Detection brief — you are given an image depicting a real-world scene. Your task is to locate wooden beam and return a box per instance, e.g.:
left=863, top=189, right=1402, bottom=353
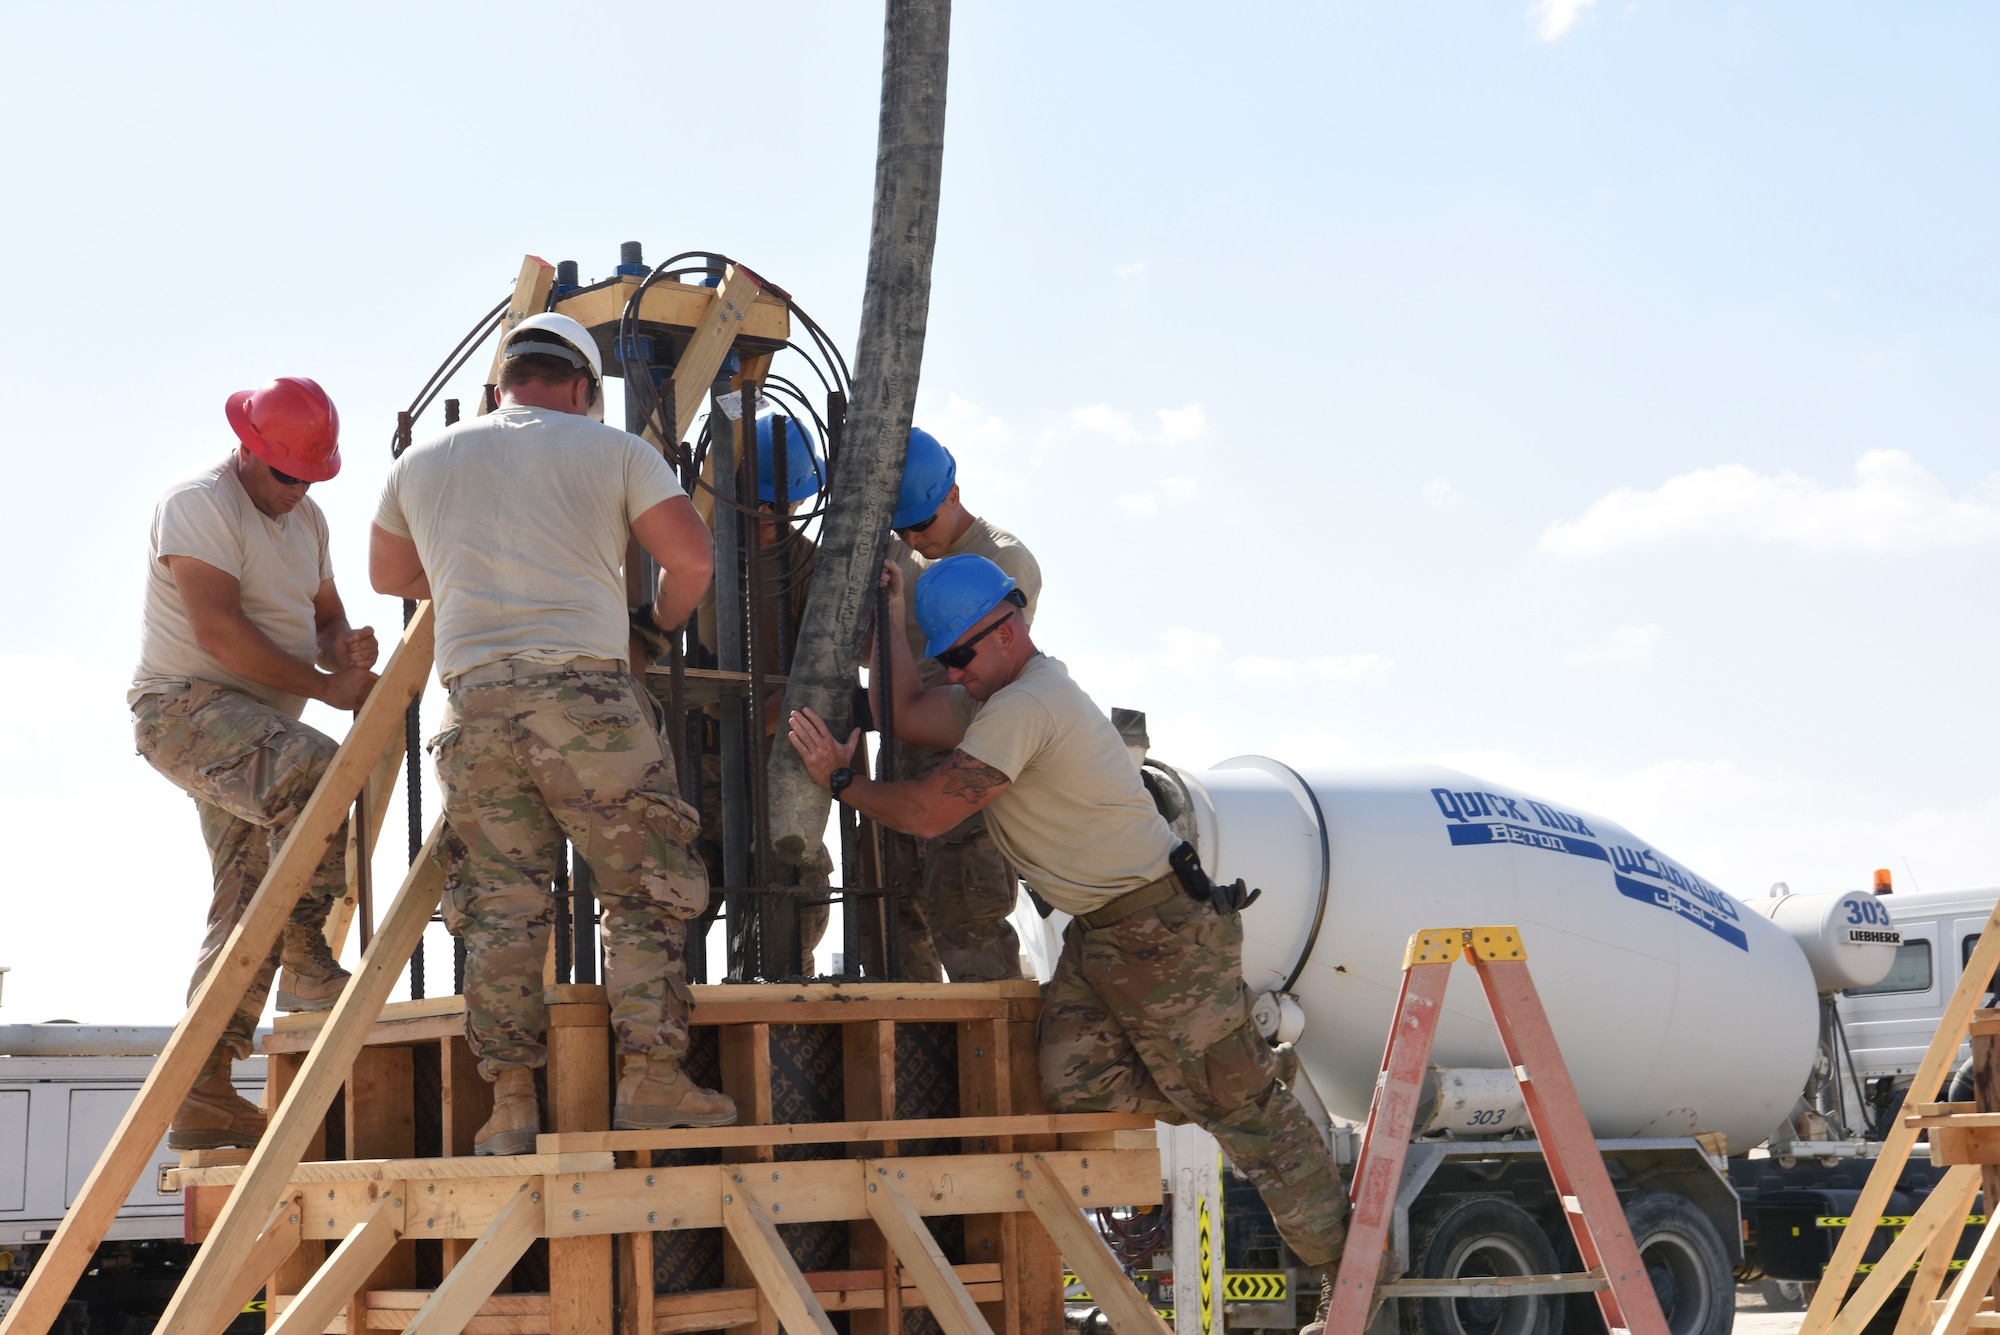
left=536, top=1113, right=1153, bottom=1156
left=1013, top=1158, right=1169, bottom=1335
left=155, top=818, right=448, bottom=1335
left=667, top=265, right=764, bottom=444
left=1895, top=1194, right=1973, bottom=1335
left=208, top=1196, right=305, bottom=1335
left=721, top=1186, right=838, bottom=1335
left=550, top=280, right=789, bottom=347
left=406, top=1185, right=544, bottom=1335
left=862, top=1171, right=994, bottom=1335
left=170, top=1153, right=612, bottom=1190
left=270, top=1192, right=406, bottom=1335
left=1937, top=1202, right=2000, bottom=1335
left=1826, top=1165, right=1980, bottom=1335
left=326, top=726, right=408, bottom=956
left=1805, top=896, right=2000, bottom=1335
left=0, top=605, right=434, bottom=1335
left=483, top=258, right=558, bottom=404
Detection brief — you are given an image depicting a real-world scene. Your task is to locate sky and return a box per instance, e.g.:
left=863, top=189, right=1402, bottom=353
left=2, top=1, right=1996, bottom=1023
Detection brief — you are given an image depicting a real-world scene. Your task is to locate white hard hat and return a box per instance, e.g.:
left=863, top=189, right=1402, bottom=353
left=505, top=311, right=602, bottom=384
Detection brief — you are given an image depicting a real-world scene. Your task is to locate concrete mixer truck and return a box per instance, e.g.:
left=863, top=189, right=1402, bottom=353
left=1088, top=752, right=1960, bottom=1335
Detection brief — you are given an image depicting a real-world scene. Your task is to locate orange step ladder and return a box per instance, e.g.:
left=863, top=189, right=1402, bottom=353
left=1325, top=926, right=1672, bottom=1335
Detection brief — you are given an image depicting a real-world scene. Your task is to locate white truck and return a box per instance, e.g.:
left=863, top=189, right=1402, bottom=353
left=1082, top=754, right=1981, bottom=1335
left=0, top=1013, right=264, bottom=1335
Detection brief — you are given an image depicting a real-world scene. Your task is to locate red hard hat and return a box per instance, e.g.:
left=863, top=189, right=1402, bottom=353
left=224, top=377, right=342, bottom=482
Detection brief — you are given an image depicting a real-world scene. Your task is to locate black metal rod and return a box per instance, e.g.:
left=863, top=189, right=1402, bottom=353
left=874, top=579, right=899, bottom=981
left=712, top=392, right=751, bottom=978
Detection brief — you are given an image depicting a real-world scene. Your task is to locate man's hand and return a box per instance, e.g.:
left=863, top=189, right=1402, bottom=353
left=334, top=626, right=379, bottom=670
left=787, top=706, right=861, bottom=789
left=879, top=558, right=905, bottom=611
left=630, top=604, right=675, bottom=661
left=318, top=667, right=379, bottom=711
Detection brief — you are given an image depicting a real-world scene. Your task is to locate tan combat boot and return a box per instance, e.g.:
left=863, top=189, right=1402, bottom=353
left=274, top=923, right=352, bottom=1012
left=1301, top=1250, right=1403, bottom=1334
left=168, top=1050, right=267, bottom=1150
left=473, top=1066, right=540, bottom=1157
left=613, top=1054, right=737, bottom=1129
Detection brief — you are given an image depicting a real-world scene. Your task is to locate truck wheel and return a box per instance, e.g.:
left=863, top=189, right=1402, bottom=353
left=1401, top=1195, right=1565, bottom=1335
left=1567, top=1193, right=1733, bottom=1335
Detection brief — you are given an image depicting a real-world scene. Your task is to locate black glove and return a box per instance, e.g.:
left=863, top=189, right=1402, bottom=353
left=629, top=604, right=675, bottom=660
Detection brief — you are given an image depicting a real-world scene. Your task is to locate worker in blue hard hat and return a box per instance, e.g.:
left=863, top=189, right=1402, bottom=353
left=785, top=554, right=1354, bottom=1286
left=686, top=405, right=836, bottom=971
left=876, top=427, right=1044, bottom=983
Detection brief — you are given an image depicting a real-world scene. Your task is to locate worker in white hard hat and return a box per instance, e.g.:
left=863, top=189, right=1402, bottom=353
left=788, top=555, right=1361, bottom=1315
left=370, top=311, right=734, bottom=1154
left=879, top=427, right=1043, bottom=982
left=131, top=375, right=379, bottom=1151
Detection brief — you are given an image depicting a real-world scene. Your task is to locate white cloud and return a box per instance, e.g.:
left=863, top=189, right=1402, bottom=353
left=1423, top=478, right=1460, bottom=509
left=1066, top=402, right=1210, bottom=448
left=1539, top=451, right=2000, bottom=559
left=1230, top=656, right=1301, bottom=685
left=1312, top=652, right=1396, bottom=683
left=1155, top=404, right=1210, bottom=445
left=1562, top=623, right=1661, bottom=667
left=1113, top=261, right=1146, bottom=283
left=1529, top=0, right=1596, bottom=41
left=1115, top=474, right=1200, bottom=518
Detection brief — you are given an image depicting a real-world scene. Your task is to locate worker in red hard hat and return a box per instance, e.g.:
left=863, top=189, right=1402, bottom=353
left=130, top=376, right=381, bottom=1152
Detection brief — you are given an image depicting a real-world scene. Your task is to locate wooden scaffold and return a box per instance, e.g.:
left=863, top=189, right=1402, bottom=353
left=1800, top=898, right=2000, bottom=1335
left=0, top=589, right=1171, bottom=1335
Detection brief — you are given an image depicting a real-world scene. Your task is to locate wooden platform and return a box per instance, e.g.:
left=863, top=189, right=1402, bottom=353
left=174, top=981, right=1164, bottom=1335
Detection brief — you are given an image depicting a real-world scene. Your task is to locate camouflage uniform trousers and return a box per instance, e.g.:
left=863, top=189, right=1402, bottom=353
left=887, top=743, right=1023, bottom=983
left=697, top=745, right=834, bottom=964
left=1039, top=889, right=1350, bottom=1267
left=432, top=667, right=709, bottom=1080
left=133, top=681, right=348, bottom=1061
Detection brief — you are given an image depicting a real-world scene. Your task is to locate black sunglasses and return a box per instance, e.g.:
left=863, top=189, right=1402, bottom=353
left=270, top=466, right=309, bottom=487
left=896, top=511, right=940, bottom=535
left=934, top=610, right=1015, bottom=670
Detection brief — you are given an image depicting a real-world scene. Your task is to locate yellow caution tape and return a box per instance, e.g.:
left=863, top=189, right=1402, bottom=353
left=1223, top=1273, right=1290, bottom=1302
left=1817, top=1215, right=1986, bottom=1228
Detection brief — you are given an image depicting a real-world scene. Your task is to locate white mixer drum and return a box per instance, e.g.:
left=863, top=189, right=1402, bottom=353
left=1171, top=759, right=1818, bottom=1154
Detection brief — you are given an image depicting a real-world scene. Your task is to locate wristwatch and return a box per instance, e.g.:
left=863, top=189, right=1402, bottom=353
left=828, top=767, right=857, bottom=800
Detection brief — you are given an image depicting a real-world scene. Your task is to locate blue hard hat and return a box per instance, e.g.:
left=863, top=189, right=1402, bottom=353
left=755, top=412, right=823, bottom=503
left=914, top=554, right=1019, bottom=659
left=893, top=427, right=956, bottom=530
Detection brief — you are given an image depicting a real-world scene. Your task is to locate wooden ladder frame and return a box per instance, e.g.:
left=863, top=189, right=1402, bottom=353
left=1799, top=898, right=2000, bottom=1335
left=1326, top=926, right=1672, bottom=1335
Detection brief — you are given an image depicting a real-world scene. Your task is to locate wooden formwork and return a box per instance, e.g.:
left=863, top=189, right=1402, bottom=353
left=1800, top=896, right=2000, bottom=1335
left=170, top=983, right=1164, bottom=1335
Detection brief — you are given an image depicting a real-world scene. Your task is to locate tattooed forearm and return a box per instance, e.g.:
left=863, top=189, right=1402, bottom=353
left=938, top=750, right=1011, bottom=805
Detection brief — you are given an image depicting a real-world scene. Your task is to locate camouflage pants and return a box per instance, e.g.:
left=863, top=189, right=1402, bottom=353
left=1039, top=891, right=1350, bottom=1267
left=432, top=668, right=708, bottom=1079
left=888, top=746, right=1022, bottom=983
left=698, top=747, right=832, bottom=967
left=133, top=682, right=347, bottom=1061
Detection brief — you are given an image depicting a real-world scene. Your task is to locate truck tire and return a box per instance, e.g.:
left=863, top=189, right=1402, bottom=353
left=1564, top=1192, right=1733, bottom=1335
left=1401, top=1195, right=1565, bottom=1335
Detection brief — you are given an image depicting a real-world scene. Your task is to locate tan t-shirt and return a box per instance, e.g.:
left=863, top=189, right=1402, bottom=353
left=374, top=405, right=686, bottom=684
left=130, top=454, right=333, bottom=718
left=895, top=517, right=1041, bottom=687
left=945, top=655, right=1178, bottom=915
